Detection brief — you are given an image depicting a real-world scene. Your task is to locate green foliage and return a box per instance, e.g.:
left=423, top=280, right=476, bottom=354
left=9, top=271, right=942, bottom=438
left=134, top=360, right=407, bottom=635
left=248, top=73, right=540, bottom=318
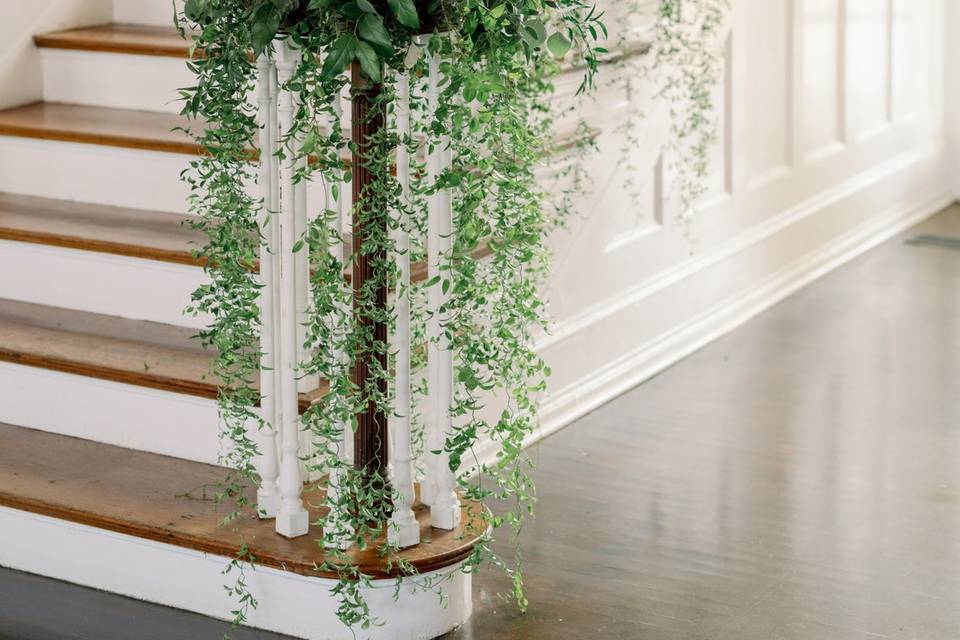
left=177, top=0, right=607, bottom=635
left=654, top=0, right=728, bottom=217
left=178, top=0, right=727, bottom=635
left=184, top=0, right=608, bottom=87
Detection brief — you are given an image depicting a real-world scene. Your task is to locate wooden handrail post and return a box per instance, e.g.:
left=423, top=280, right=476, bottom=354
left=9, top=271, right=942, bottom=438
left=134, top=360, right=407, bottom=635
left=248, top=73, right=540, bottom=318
left=351, top=61, right=389, bottom=481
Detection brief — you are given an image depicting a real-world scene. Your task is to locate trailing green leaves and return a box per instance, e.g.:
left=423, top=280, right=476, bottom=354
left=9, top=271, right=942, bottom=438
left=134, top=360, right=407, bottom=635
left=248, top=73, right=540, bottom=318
left=178, top=0, right=612, bottom=635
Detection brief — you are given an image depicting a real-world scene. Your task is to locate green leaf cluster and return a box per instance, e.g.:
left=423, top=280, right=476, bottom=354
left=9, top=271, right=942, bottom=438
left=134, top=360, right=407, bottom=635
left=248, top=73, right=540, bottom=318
left=174, top=0, right=628, bottom=635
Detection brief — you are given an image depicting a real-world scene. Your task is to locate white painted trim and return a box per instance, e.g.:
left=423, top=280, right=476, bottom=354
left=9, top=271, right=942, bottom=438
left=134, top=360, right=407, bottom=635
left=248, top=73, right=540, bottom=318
left=470, top=185, right=951, bottom=468
left=539, top=144, right=943, bottom=351
left=0, top=136, right=192, bottom=212
left=0, top=506, right=472, bottom=640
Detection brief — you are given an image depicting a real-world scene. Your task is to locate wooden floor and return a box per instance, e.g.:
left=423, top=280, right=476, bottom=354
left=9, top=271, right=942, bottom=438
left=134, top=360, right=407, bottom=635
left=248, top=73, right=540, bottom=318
left=4, top=207, right=960, bottom=637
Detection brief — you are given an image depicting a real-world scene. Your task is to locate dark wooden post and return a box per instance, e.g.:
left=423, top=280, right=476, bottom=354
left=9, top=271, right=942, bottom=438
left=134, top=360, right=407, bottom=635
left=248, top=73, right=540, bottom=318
left=350, top=61, right=389, bottom=479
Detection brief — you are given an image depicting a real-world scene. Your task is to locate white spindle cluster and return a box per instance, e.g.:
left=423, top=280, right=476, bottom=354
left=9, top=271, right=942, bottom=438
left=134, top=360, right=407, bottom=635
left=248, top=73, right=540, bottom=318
left=252, top=40, right=460, bottom=545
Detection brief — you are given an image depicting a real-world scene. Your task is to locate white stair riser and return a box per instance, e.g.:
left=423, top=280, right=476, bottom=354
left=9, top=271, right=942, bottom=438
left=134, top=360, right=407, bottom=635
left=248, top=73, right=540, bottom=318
left=0, top=240, right=209, bottom=329
left=0, top=362, right=222, bottom=465
left=0, top=137, right=333, bottom=216
left=0, top=506, right=472, bottom=640
left=40, top=49, right=193, bottom=114
left=0, top=137, right=191, bottom=212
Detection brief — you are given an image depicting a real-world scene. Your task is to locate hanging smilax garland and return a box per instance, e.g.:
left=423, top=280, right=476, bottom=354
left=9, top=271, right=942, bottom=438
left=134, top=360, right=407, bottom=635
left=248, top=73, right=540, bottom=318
left=179, top=0, right=607, bottom=632
left=180, top=0, right=728, bottom=634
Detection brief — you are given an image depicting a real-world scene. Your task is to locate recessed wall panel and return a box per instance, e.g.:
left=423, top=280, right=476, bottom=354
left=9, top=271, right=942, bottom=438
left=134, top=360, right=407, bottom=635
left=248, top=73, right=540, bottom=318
left=846, top=0, right=890, bottom=139
left=745, top=0, right=791, bottom=185
left=891, top=0, right=932, bottom=121
left=801, top=0, right=843, bottom=161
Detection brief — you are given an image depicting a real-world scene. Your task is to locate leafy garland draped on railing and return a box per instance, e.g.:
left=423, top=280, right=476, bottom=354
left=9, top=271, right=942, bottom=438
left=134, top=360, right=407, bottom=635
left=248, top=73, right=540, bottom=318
left=180, top=0, right=605, bottom=632
left=179, top=0, right=727, bottom=634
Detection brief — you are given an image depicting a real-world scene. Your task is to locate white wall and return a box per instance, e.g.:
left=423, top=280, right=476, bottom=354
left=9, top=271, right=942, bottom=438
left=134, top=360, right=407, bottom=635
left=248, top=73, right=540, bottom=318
left=0, top=0, right=110, bottom=109
left=531, top=0, right=951, bottom=446
left=112, top=0, right=181, bottom=26
left=0, top=0, right=182, bottom=109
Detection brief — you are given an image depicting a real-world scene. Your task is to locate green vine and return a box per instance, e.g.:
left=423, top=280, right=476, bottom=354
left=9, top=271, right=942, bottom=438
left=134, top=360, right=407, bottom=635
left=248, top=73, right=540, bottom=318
left=179, top=0, right=728, bottom=635
left=179, top=0, right=606, bottom=635
left=613, top=0, right=729, bottom=219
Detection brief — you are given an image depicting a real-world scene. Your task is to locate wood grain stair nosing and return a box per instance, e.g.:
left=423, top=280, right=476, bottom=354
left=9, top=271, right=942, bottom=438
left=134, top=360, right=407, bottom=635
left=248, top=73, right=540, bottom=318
left=0, top=346, right=320, bottom=413
left=0, top=299, right=321, bottom=411
left=33, top=24, right=192, bottom=59
left=0, top=423, right=483, bottom=580
left=0, top=110, right=200, bottom=155
left=0, top=345, right=215, bottom=400
left=0, top=226, right=200, bottom=267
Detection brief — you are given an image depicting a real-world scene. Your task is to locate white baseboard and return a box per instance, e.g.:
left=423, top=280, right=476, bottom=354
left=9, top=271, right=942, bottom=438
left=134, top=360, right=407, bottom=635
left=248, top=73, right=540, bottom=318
left=525, top=188, right=952, bottom=457
left=0, top=506, right=472, bottom=640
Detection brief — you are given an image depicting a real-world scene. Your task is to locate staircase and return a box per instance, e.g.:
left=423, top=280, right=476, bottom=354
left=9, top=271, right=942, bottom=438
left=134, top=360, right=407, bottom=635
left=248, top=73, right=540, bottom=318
left=0, top=13, right=475, bottom=640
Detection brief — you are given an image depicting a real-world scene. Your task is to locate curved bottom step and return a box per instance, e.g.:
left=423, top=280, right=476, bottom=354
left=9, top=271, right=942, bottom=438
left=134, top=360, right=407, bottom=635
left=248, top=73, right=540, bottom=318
left=0, top=506, right=473, bottom=640
left=0, top=423, right=482, bottom=639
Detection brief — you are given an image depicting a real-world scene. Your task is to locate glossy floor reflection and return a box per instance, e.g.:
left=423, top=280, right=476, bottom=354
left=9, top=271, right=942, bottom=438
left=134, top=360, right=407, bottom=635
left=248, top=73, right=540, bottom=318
left=445, top=206, right=960, bottom=639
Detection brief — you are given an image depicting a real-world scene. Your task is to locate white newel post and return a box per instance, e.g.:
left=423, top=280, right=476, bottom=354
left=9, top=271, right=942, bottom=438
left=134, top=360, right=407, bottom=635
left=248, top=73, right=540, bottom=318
left=275, top=39, right=309, bottom=539
left=388, top=72, right=421, bottom=548
left=254, top=54, right=281, bottom=519
left=426, top=52, right=462, bottom=530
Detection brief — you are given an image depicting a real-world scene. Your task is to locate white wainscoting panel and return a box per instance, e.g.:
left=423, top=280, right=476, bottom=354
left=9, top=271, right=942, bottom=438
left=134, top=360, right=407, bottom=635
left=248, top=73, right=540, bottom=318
left=510, top=0, right=953, bottom=465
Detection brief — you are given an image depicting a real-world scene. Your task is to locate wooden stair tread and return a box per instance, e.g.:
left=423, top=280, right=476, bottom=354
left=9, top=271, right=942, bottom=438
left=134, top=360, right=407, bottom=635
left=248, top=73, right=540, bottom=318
left=0, top=422, right=483, bottom=578
left=0, top=299, right=325, bottom=408
left=0, top=102, right=200, bottom=154
left=0, top=193, right=203, bottom=266
left=0, top=190, right=491, bottom=273
left=34, top=23, right=192, bottom=58
left=0, top=102, right=361, bottom=162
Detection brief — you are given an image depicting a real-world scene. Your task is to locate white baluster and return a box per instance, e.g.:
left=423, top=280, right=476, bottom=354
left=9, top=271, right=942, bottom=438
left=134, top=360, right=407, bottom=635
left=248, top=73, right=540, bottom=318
left=275, top=39, right=309, bottom=539
left=295, top=87, right=319, bottom=395
left=293, top=87, right=319, bottom=480
left=388, top=72, right=421, bottom=548
left=335, top=90, right=355, bottom=475
left=270, top=62, right=282, bottom=405
left=254, top=54, right=281, bottom=519
left=426, top=52, right=461, bottom=530
left=323, top=83, right=354, bottom=550
left=420, top=53, right=440, bottom=508
left=339, top=83, right=353, bottom=237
